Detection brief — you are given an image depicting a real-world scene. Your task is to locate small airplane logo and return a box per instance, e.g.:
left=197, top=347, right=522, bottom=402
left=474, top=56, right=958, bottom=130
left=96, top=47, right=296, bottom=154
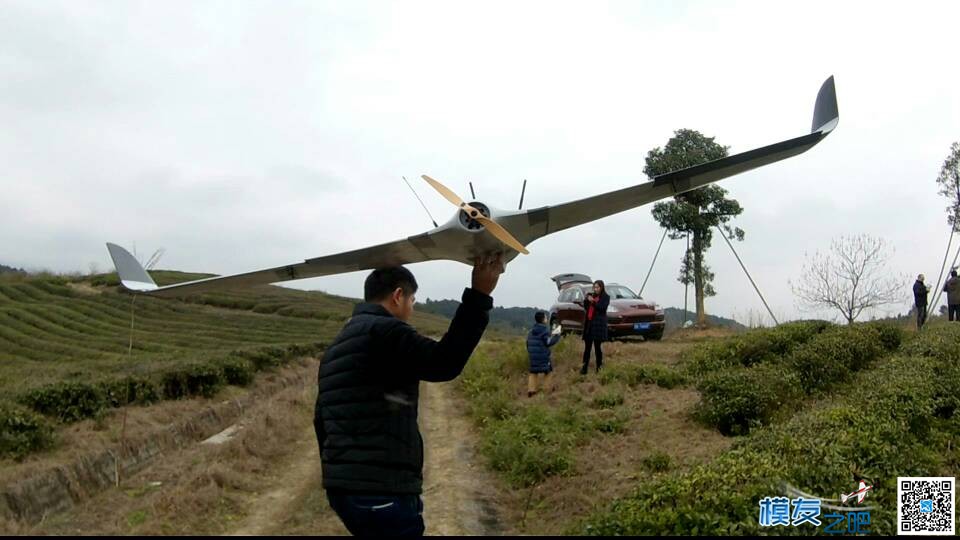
left=840, top=481, right=873, bottom=504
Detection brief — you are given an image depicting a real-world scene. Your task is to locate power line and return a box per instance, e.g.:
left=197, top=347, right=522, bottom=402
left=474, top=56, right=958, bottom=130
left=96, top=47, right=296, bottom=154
left=715, top=224, right=779, bottom=326
left=927, top=227, right=956, bottom=319
left=639, top=228, right=668, bottom=297
left=929, top=240, right=960, bottom=317
left=684, top=234, right=690, bottom=325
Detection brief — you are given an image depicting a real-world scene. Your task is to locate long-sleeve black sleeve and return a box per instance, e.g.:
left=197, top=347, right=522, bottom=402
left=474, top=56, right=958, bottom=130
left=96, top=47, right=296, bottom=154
left=313, top=395, right=327, bottom=455
left=382, top=287, right=493, bottom=382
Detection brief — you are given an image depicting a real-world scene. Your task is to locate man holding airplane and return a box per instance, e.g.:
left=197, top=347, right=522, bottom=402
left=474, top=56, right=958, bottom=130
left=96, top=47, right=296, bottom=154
left=314, top=255, right=504, bottom=536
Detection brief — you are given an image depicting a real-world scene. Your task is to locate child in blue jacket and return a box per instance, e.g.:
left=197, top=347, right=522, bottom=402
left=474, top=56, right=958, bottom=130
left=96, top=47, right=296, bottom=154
left=526, top=312, right=561, bottom=397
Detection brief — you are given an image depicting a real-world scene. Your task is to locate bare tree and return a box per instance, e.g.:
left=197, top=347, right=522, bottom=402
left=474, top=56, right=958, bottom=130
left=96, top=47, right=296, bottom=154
left=790, top=234, right=906, bottom=324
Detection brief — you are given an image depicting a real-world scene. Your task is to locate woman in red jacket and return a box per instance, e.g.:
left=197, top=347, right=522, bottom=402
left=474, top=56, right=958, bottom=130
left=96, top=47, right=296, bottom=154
left=580, top=280, right=610, bottom=375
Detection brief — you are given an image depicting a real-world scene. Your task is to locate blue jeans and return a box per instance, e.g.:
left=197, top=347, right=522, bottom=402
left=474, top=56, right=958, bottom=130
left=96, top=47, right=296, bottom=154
left=326, top=491, right=425, bottom=537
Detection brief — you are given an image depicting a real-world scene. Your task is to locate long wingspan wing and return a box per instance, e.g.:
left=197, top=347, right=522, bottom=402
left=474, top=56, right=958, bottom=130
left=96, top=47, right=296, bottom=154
left=498, top=76, right=838, bottom=245
left=108, top=76, right=837, bottom=295
left=106, top=226, right=465, bottom=297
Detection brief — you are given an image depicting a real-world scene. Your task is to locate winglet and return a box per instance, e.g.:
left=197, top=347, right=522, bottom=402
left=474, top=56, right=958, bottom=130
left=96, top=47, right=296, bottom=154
left=811, top=75, right=838, bottom=134
left=105, top=243, right=158, bottom=292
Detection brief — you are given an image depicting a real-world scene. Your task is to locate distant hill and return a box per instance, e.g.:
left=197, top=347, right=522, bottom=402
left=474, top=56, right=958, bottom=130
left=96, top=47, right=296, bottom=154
left=417, top=299, right=746, bottom=335
left=663, top=308, right=747, bottom=333
left=418, top=299, right=541, bottom=335
left=0, top=263, right=25, bottom=275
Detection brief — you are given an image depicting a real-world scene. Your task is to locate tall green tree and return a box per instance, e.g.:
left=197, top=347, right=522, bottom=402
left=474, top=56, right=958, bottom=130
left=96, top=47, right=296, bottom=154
left=928, top=141, right=960, bottom=315
left=645, top=129, right=744, bottom=327
left=936, top=141, right=960, bottom=231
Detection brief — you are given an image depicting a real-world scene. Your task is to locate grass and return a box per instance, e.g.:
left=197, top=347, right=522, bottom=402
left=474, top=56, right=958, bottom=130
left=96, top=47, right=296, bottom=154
left=460, top=338, right=637, bottom=488
left=459, top=332, right=732, bottom=534
left=15, top=366, right=345, bottom=535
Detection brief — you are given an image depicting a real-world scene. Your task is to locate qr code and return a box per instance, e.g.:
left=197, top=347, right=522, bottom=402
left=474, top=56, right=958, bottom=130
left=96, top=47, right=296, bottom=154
left=898, top=477, right=954, bottom=535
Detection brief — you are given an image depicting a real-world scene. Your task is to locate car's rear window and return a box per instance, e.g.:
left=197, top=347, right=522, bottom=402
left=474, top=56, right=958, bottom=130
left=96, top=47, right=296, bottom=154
left=607, top=285, right=639, bottom=299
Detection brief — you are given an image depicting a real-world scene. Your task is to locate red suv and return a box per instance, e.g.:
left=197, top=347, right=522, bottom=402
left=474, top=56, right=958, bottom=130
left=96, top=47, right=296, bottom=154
left=548, top=273, right=665, bottom=340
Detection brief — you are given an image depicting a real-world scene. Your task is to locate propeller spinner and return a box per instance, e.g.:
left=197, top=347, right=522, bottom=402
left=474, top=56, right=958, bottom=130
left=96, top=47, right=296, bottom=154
left=421, top=175, right=530, bottom=254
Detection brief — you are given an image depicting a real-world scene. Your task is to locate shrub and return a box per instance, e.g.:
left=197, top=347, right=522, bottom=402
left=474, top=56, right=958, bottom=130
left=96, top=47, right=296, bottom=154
left=0, top=404, right=56, bottom=459
left=864, top=321, right=905, bottom=352
left=220, top=358, right=255, bottom=386
left=682, top=339, right=747, bottom=378
left=787, top=324, right=883, bottom=393
left=235, top=342, right=325, bottom=371
left=599, top=363, right=688, bottom=389
left=237, top=347, right=285, bottom=371
left=694, top=364, right=801, bottom=435
left=99, top=377, right=160, bottom=407
left=161, top=364, right=224, bottom=399
left=682, top=320, right=832, bottom=378
left=19, top=382, right=107, bottom=423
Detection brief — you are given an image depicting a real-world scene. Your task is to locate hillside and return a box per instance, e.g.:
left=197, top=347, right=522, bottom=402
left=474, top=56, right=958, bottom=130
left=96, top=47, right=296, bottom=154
left=4, top=271, right=954, bottom=537
left=0, top=271, right=454, bottom=460
left=0, top=272, right=455, bottom=393
left=416, top=300, right=747, bottom=335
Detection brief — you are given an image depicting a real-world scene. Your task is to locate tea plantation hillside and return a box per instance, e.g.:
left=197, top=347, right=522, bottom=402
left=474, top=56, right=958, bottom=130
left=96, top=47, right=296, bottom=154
left=0, top=272, right=452, bottom=459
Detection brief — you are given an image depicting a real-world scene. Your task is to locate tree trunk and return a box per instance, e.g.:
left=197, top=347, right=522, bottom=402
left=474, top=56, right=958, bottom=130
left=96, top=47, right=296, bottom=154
left=693, top=229, right=707, bottom=327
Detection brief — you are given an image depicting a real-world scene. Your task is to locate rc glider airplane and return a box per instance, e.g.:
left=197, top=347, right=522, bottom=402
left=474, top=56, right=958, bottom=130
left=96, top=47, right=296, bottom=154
left=107, top=76, right=839, bottom=297
left=840, top=481, right=873, bottom=504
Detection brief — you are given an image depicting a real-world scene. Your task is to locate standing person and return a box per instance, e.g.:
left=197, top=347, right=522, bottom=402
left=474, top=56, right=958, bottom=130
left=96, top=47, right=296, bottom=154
left=526, top=311, right=561, bottom=397
left=580, top=280, right=610, bottom=375
left=945, top=269, right=960, bottom=322
left=913, top=274, right=930, bottom=329
left=314, top=254, right=504, bottom=537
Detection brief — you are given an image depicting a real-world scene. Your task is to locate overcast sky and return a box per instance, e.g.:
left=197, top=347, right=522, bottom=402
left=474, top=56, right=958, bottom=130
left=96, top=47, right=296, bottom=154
left=3, top=0, right=959, bottom=324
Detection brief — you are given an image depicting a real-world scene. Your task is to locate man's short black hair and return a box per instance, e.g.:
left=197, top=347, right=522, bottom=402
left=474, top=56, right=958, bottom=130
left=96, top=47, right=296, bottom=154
left=364, top=267, right=418, bottom=302
left=953, top=269, right=958, bottom=277
left=535, top=311, right=546, bottom=324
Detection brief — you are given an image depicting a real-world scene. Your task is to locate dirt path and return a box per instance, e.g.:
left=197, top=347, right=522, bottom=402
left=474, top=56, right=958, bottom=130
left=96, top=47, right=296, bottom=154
left=419, top=382, right=503, bottom=536
left=226, top=381, right=502, bottom=536
left=227, top=423, right=342, bottom=536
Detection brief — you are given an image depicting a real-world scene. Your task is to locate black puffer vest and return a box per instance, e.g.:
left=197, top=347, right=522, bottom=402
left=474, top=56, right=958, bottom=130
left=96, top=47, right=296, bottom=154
left=314, top=288, right=491, bottom=494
